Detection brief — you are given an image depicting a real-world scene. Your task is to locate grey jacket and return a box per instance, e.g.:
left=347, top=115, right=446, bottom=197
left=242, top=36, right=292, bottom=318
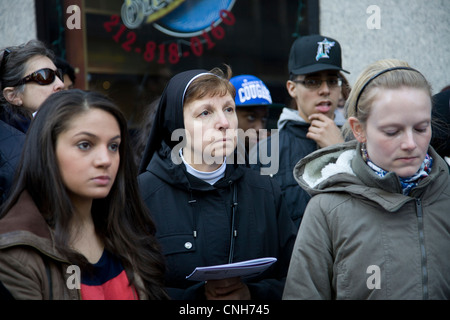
left=283, top=140, right=450, bottom=300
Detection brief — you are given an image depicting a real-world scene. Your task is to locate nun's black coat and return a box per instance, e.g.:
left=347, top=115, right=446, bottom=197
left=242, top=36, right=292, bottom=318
left=138, top=70, right=296, bottom=300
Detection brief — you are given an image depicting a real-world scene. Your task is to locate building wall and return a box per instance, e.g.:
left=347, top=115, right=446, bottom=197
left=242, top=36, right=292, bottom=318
left=320, top=0, right=450, bottom=94
left=1, top=0, right=449, bottom=94
left=0, top=0, right=36, bottom=49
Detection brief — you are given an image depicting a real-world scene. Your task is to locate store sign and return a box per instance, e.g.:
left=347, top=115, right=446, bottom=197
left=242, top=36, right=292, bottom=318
left=104, top=0, right=237, bottom=65
left=121, top=0, right=186, bottom=29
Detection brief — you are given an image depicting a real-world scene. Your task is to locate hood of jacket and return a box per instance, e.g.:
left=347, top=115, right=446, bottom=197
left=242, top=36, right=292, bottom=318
left=293, top=140, right=450, bottom=212
left=0, top=191, right=66, bottom=262
left=277, top=107, right=346, bottom=130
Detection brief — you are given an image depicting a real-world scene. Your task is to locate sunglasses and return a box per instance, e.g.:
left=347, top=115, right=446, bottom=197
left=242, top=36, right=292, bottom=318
left=292, top=77, right=343, bottom=90
left=14, top=68, right=64, bottom=87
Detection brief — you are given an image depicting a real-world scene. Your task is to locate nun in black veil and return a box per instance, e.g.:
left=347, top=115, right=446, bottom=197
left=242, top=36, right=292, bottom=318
left=138, top=65, right=296, bottom=300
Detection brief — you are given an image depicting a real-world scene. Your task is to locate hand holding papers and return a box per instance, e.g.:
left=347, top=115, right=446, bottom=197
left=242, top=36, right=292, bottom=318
left=186, top=257, right=277, bottom=281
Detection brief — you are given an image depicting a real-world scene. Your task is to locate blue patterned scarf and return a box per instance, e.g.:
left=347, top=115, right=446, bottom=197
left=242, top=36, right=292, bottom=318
left=364, top=151, right=433, bottom=195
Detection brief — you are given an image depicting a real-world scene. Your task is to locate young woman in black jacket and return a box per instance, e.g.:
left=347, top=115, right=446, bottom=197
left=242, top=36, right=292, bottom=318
left=138, top=66, right=296, bottom=300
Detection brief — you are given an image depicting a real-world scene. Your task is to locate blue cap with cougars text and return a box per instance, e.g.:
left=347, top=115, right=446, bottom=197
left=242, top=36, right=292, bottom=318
left=230, top=75, right=273, bottom=107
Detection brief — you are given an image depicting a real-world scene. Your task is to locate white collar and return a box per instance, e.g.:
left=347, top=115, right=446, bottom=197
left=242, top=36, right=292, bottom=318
left=180, top=149, right=226, bottom=185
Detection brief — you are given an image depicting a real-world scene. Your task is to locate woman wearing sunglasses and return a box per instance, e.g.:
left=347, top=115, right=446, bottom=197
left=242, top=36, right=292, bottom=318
left=0, top=39, right=64, bottom=204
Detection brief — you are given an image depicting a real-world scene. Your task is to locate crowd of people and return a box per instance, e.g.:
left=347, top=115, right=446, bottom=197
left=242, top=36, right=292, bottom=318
left=0, top=34, right=449, bottom=300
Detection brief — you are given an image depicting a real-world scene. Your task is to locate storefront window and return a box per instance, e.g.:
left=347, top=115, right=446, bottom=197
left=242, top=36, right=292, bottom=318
left=36, top=0, right=318, bottom=130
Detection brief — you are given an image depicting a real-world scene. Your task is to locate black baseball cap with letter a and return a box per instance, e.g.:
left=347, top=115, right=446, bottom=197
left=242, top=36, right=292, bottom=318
left=288, top=34, right=350, bottom=75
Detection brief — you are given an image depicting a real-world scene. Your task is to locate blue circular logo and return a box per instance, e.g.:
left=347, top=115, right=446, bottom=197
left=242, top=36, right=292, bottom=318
left=154, top=0, right=236, bottom=37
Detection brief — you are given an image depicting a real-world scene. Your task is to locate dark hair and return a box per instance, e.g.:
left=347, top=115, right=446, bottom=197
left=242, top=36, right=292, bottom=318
left=1, top=89, right=168, bottom=299
left=132, top=96, right=159, bottom=167
left=0, top=39, right=56, bottom=119
left=55, top=57, right=76, bottom=84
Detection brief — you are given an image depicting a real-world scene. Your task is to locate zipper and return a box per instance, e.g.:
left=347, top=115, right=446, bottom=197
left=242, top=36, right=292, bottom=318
left=228, top=182, right=238, bottom=264
left=188, top=188, right=198, bottom=238
left=415, top=198, right=429, bottom=299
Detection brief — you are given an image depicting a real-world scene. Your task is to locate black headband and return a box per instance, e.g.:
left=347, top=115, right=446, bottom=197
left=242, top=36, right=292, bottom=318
left=354, top=66, right=422, bottom=116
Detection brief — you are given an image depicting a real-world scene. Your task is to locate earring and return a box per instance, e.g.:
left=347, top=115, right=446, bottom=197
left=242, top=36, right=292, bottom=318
left=361, top=142, right=368, bottom=161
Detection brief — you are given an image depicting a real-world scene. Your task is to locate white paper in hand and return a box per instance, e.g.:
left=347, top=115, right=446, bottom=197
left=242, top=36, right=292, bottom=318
left=186, top=257, right=277, bottom=281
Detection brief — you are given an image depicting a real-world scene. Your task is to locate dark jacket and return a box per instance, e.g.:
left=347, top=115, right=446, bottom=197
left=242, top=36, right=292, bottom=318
left=137, top=69, right=296, bottom=300
left=251, top=107, right=346, bottom=228
left=430, top=90, right=450, bottom=162
left=138, top=143, right=296, bottom=300
left=258, top=120, right=316, bottom=229
left=0, top=118, right=26, bottom=205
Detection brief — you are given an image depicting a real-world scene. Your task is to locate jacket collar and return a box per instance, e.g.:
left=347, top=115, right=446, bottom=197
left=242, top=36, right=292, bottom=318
left=146, top=141, right=245, bottom=191
left=0, top=191, right=66, bottom=261
left=277, top=107, right=346, bottom=130
left=294, top=140, right=449, bottom=211
left=0, top=191, right=50, bottom=238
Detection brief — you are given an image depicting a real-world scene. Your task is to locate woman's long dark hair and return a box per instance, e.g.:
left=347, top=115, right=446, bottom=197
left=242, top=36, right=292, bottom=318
left=0, top=89, right=168, bottom=299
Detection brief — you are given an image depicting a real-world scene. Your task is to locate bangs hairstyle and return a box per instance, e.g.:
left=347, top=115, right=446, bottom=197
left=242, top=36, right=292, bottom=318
left=183, top=65, right=236, bottom=106
left=343, top=59, right=432, bottom=139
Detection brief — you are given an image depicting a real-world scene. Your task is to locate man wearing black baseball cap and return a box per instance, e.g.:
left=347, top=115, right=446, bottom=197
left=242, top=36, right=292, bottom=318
left=253, top=34, right=350, bottom=228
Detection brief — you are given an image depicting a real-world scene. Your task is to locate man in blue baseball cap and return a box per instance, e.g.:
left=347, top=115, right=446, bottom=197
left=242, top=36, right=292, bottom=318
left=230, top=74, right=277, bottom=153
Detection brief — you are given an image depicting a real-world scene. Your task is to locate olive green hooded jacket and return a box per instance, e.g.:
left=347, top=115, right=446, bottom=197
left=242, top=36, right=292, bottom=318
left=283, top=140, right=450, bottom=300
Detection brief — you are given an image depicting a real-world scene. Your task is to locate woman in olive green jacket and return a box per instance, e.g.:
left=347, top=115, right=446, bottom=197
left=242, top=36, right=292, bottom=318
left=283, top=59, right=450, bottom=300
